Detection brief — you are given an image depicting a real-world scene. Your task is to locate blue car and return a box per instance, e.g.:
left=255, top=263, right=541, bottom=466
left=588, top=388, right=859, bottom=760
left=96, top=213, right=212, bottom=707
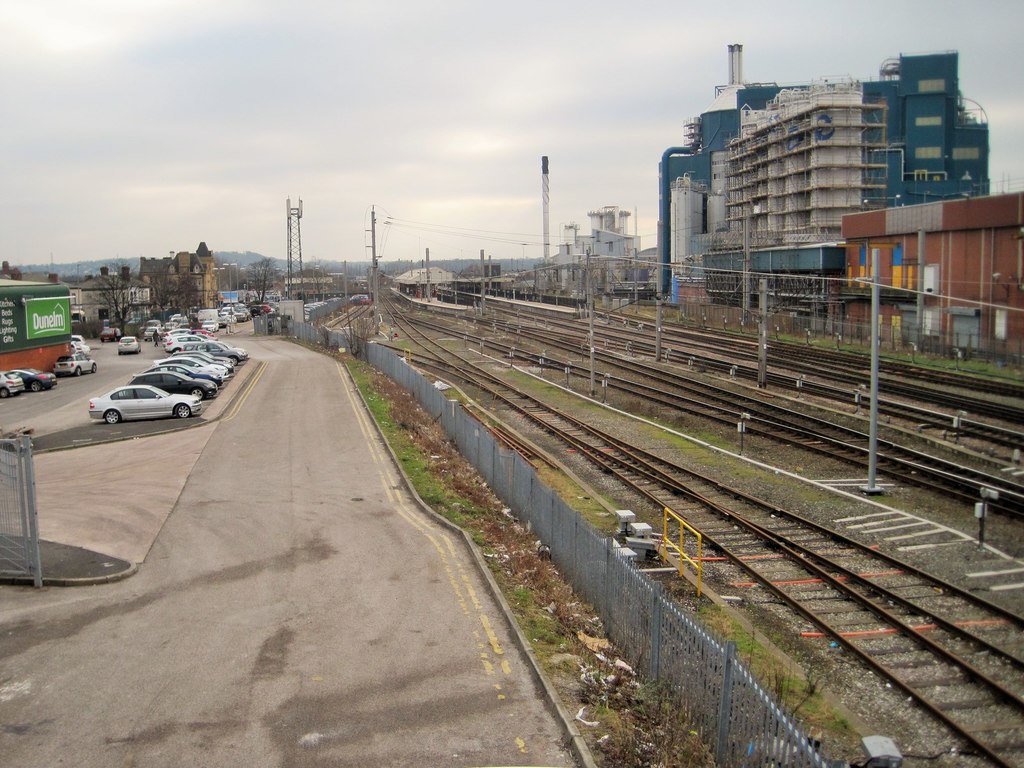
left=9, top=368, right=58, bottom=392
left=146, top=361, right=224, bottom=386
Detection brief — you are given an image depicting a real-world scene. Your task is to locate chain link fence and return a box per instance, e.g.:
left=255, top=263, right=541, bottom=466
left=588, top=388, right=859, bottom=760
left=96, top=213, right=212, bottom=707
left=0, top=436, right=42, bottom=587
left=365, top=342, right=832, bottom=767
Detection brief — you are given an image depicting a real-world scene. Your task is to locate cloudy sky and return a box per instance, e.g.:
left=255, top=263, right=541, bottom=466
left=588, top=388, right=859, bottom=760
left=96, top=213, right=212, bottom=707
left=3, top=1, right=1023, bottom=270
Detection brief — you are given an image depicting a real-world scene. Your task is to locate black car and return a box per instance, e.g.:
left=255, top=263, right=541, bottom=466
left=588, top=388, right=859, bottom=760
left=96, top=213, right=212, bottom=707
left=128, top=371, right=218, bottom=401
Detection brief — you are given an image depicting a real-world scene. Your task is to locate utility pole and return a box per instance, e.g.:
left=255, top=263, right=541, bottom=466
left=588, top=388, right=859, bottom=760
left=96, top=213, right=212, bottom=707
left=369, top=207, right=379, bottom=331
left=587, top=250, right=595, bottom=397
left=742, top=213, right=751, bottom=324
left=862, top=241, right=883, bottom=495
left=479, top=249, right=486, bottom=314
left=425, top=247, right=431, bottom=302
left=655, top=296, right=663, bottom=361
left=757, top=278, right=768, bottom=388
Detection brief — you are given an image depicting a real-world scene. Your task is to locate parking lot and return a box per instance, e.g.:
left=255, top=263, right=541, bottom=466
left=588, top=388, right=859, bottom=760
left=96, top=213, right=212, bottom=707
left=2, top=326, right=254, bottom=440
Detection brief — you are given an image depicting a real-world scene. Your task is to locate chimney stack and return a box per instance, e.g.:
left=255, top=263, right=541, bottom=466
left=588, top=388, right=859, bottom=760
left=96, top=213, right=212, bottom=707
left=727, top=43, right=744, bottom=86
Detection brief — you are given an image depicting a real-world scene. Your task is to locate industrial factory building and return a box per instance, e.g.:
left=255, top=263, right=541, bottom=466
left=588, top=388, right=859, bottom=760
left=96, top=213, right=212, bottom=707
left=664, top=47, right=989, bottom=276
left=655, top=45, right=1018, bottom=360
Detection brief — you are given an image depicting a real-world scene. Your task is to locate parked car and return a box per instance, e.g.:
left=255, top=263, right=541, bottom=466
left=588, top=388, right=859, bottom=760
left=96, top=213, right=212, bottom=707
left=54, top=353, right=97, bottom=377
left=169, top=354, right=234, bottom=377
left=147, top=358, right=225, bottom=382
left=8, top=368, right=57, bottom=392
left=117, top=336, right=142, bottom=355
left=88, top=385, right=203, bottom=424
left=147, top=361, right=225, bottom=386
left=170, top=349, right=235, bottom=368
left=164, top=334, right=208, bottom=353
left=129, top=370, right=218, bottom=400
left=0, top=371, right=26, bottom=397
left=350, top=294, right=371, bottom=305
left=99, top=327, right=122, bottom=342
left=71, top=335, right=92, bottom=354
left=142, top=322, right=163, bottom=341
left=177, top=341, right=247, bottom=364
left=200, top=319, right=219, bottom=334
left=208, top=341, right=248, bottom=360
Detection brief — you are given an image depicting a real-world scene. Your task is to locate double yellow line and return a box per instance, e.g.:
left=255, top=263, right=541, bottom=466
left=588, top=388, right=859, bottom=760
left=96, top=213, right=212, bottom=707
left=336, top=363, right=517, bottom=699
left=221, top=361, right=267, bottom=422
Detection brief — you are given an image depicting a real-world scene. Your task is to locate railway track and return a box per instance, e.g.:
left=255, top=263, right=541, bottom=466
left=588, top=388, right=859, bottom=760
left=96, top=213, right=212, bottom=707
left=381, top=295, right=1024, bottom=767
left=496, top=303, right=1024, bottom=439
left=387, top=300, right=1024, bottom=519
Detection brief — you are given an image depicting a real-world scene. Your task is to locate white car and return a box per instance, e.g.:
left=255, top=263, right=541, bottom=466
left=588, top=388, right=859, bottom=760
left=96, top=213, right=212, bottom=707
left=117, top=336, right=142, bottom=355
left=164, top=334, right=207, bottom=353
left=71, top=335, right=91, bottom=354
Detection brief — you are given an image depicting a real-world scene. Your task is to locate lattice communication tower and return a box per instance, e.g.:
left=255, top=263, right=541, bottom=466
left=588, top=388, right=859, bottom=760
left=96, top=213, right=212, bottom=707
left=286, top=197, right=303, bottom=300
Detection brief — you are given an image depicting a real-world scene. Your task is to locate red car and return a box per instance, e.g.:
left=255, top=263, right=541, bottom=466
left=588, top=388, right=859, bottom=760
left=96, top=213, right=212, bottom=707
left=99, top=326, right=122, bottom=342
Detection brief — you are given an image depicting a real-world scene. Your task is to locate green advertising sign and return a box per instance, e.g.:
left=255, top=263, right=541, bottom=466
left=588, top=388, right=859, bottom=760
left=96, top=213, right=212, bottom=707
left=25, top=297, right=71, bottom=340
left=0, top=287, right=72, bottom=353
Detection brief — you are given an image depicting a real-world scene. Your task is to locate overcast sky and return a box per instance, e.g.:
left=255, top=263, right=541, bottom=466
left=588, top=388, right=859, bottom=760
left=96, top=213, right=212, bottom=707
left=3, top=1, right=1023, bottom=269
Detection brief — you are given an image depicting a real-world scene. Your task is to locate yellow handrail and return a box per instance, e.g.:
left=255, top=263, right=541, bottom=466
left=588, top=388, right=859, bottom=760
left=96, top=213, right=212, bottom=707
left=660, top=506, right=703, bottom=597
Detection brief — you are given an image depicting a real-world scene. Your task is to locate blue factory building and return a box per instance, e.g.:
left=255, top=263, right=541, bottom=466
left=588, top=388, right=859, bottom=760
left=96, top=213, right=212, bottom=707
left=659, top=45, right=990, bottom=298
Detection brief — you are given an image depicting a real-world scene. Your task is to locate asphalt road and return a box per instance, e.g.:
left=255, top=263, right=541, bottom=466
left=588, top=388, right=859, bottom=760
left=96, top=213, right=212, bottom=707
left=0, top=332, right=580, bottom=767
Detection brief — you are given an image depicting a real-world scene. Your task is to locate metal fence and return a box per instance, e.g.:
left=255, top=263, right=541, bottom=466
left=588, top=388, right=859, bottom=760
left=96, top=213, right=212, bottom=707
left=254, top=313, right=349, bottom=351
left=365, top=342, right=831, bottom=768
left=671, top=299, right=1023, bottom=369
left=0, top=436, right=42, bottom=587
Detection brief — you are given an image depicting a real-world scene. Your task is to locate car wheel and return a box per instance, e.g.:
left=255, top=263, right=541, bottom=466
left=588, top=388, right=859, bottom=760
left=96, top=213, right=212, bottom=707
left=103, top=409, right=122, bottom=424
left=190, top=387, right=206, bottom=400
left=74, top=367, right=82, bottom=377
left=90, top=364, right=97, bottom=373
left=30, top=381, right=42, bottom=392
left=174, top=403, right=192, bottom=418
left=0, top=388, right=8, bottom=398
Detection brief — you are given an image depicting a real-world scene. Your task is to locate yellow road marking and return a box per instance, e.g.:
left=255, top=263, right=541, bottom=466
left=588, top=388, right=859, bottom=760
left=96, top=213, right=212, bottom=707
left=221, top=361, right=266, bottom=422
left=337, top=362, right=512, bottom=690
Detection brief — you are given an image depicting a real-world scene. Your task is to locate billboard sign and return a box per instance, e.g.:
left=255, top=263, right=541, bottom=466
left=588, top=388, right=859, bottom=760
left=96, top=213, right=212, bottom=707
left=25, top=296, right=71, bottom=340
left=0, top=287, right=73, bottom=353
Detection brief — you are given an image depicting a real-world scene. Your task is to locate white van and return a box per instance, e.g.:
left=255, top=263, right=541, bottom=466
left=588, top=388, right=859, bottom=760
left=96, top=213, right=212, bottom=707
left=197, top=308, right=220, bottom=325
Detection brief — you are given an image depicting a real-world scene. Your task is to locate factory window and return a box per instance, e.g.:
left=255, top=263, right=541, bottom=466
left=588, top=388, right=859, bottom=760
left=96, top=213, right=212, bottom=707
left=915, top=116, right=942, bottom=127
left=918, top=78, right=946, bottom=93
left=952, top=147, right=980, bottom=160
left=915, top=146, right=942, bottom=160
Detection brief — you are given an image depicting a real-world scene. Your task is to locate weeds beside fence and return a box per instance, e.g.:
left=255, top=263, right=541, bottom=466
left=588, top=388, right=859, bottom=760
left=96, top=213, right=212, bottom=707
left=355, top=337, right=831, bottom=768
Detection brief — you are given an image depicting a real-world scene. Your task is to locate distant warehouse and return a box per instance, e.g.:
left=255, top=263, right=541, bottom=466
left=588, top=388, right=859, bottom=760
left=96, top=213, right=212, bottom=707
left=0, top=279, right=74, bottom=371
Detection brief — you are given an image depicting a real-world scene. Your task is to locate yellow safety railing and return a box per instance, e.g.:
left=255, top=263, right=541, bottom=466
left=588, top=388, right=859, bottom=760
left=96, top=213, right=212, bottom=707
left=660, top=506, right=703, bottom=597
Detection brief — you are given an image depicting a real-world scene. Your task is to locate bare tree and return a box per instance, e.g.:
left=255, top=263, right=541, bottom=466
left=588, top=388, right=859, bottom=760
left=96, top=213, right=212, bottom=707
left=95, top=262, right=136, bottom=326
left=173, top=274, right=202, bottom=316
left=246, top=258, right=280, bottom=303
left=344, top=315, right=376, bottom=359
left=146, top=268, right=178, bottom=316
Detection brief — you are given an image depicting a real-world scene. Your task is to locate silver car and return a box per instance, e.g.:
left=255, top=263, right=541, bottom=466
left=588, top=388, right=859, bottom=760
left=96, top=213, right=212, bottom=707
left=0, top=371, right=26, bottom=398
left=88, top=385, right=203, bottom=424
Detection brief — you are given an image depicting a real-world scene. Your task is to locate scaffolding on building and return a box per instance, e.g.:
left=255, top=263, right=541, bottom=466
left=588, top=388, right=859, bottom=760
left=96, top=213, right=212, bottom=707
left=724, top=81, right=886, bottom=244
